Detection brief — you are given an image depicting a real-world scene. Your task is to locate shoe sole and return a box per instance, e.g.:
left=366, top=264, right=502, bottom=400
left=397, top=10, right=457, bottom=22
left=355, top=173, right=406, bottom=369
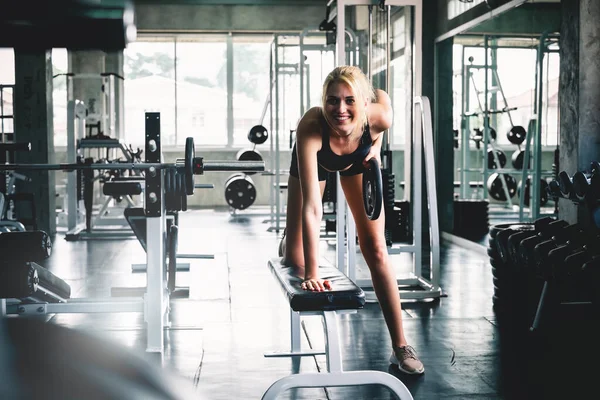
left=389, top=353, right=425, bottom=375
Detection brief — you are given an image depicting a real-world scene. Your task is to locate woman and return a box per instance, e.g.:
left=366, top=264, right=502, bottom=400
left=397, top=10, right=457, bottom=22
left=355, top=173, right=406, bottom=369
left=279, top=65, right=424, bottom=375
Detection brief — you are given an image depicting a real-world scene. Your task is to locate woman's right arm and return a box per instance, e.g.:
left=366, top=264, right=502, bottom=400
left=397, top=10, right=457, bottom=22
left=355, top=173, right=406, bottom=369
left=295, top=108, right=330, bottom=291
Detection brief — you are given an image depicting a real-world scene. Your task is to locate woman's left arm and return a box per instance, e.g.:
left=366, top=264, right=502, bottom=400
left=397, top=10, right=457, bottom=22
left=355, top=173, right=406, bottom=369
left=368, top=89, right=393, bottom=134
left=363, top=89, right=393, bottom=167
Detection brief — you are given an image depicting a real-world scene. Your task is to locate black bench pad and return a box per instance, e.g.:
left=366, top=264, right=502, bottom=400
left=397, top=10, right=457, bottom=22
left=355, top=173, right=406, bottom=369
left=0, top=261, right=71, bottom=300
left=268, top=258, right=365, bottom=312
left=103, top=181, right=143, bottom=197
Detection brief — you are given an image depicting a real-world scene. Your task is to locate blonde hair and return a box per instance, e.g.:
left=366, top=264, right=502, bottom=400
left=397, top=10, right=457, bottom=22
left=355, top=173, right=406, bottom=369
left=321, top=66, right=375, bottom=131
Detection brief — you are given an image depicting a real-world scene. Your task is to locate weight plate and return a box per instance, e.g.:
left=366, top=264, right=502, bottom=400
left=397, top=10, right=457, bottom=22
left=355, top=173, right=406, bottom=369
left=362, top=159, right=383, bottom=221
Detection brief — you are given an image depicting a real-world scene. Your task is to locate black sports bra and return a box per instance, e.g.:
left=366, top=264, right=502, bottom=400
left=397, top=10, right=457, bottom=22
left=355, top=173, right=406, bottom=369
left=316, top=115, right=373, bottom=172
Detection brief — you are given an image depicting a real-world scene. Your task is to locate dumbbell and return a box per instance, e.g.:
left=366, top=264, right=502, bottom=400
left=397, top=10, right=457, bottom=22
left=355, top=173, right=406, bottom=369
left=581, top=254, right=600, bottom=280
left=558, top=170, right=578, bottom=200
left=506, top=216, right=555, bottom=267
left=547, top=229, right=600, bottom=279
left=547, top=179, right=562, bottom=198
left=495, top=223, right=535, bottom=265
left=572, top=170, right=600, bottom=202
left=519, top=219, right=570, bottom=270
left=564, top=247, right=600, bottom=279
left=533, top=224, right=584, bottom=279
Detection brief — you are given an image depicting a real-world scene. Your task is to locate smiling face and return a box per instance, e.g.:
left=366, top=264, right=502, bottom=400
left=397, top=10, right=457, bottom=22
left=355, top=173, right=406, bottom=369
left=321, top=66, right=373, bottom=138
left=323, top=81, right=366, bottom=137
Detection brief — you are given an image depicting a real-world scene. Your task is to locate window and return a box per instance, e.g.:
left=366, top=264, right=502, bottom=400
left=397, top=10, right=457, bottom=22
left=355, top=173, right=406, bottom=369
left=0, top=49, right=15, bottom=84
left=447, top=0, right=486, bottom=20
left=389, top=8, right=413, bottom=149
left=123, top=35, right=273, bottom=148
left=52, top=48, right=69, bottom=147
left=176, top=38, right=227, bottom=146
left=0, top=48, right=68, bottom=146
left=124, top=40, right=176, bottom=147
left=453, top=40, right=559, bottom=147
left=233, top=36, right=271, bottom=147
left=0, top=49, right=15, bottom=142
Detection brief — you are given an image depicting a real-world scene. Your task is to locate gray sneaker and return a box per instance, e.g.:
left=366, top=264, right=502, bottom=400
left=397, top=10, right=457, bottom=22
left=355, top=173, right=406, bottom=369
left=390, top=345, right=425, bottom=375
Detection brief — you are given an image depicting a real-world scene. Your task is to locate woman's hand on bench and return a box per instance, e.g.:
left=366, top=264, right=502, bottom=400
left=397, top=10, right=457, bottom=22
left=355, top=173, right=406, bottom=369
left=301, top=278, right=332, bottom=292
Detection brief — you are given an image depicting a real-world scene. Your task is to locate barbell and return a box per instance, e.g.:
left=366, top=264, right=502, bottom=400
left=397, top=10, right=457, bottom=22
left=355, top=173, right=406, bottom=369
left=0, top=137, right=265, bottom=197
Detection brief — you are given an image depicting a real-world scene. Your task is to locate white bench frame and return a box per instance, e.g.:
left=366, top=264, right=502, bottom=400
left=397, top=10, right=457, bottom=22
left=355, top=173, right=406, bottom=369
left=263, top=307, right=414, bottom=399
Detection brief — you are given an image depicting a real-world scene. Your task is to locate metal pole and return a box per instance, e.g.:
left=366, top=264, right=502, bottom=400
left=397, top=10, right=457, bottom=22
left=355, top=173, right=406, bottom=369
left=368, top=5, right=373, bottom=80
left=384, top=4, right=392, bottom=166
left=275, top=36, right=281, bottom=233
left=269, top=39, right=276, bottom=228
left=300, top=32, right=305, bottom=116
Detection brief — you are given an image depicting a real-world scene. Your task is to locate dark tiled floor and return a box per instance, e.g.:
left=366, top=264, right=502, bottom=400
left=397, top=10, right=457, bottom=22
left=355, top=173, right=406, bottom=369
left=8, top=207, right=600, bottom=399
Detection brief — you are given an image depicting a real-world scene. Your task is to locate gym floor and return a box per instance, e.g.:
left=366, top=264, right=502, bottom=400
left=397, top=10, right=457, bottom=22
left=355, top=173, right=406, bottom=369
left=38, top=207, right=598, bottom=400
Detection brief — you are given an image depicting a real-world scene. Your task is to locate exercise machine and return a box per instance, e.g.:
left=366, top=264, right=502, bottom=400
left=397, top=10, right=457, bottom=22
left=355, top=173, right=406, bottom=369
left=0, top=112, right=264, bottom=354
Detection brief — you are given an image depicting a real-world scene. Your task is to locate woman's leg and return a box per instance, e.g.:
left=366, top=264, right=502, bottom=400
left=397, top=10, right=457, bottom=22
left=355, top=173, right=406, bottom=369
left=340, top=173, right=424, bottom=373
left=339, top=173, right=407, bottom=346
left=281, top=176, right=326, bottom=267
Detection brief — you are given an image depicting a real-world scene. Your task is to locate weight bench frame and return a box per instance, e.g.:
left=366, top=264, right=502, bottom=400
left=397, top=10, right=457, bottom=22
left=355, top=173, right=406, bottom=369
left=263, top=259, right=413, bottom=400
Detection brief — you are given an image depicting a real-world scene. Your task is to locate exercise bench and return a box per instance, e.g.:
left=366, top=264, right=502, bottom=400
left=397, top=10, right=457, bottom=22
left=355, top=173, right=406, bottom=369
left=263, top=258, right=414, bottom=400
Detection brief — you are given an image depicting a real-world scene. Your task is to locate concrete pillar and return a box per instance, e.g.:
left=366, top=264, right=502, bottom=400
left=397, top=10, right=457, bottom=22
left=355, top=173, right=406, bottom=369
left=434, top=38, right=455, bottom=233
left=13, top=50, right=56, bottom=235
left=558, top=0, right=600, bottom=226
left=70, top=51, right=106, bottom=137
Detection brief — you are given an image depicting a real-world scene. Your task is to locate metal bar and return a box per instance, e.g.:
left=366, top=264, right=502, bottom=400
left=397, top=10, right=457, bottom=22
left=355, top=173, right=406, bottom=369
left=417, top=96, right=441, bottom=289
left=145, top=215, right=166, bottom=353
left=434, top=0, right=528, bottom=43
left=0, top=160, right=264, bottom=173
left=385, top=4, right=392, bottom=152
left=202, top=161, right=264, bottom=172
left=323, top=311, right=343, bottom=373
left=275, top=35, right=282, bottom=233
left=290, top=309, right=301, bottom=352
left=67, top=100, right=78, bottom=231
left=300, top=30, right=305, bottom=116
left=227, top=33, right=234, bottom=147
left=0, top=162, right=167, bottom=171
left=177, top=254, right=214, bottom=259
left=461, top=46, right=468, bottom=199
left=368, top=5, right=373, bottom=79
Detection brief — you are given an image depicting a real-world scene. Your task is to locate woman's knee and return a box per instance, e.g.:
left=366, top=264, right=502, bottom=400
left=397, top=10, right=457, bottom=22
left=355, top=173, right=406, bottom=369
left=359, top=237, right=388, bottom=266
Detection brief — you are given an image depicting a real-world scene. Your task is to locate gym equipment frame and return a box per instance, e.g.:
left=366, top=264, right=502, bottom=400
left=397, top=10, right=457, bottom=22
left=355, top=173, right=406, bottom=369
left=0, top=112, right=264, bottom=354
left=328, top=1, right=440, bottom=301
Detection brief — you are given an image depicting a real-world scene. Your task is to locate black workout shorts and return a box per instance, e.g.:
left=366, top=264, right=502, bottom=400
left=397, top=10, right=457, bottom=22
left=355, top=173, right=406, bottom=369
left=289, top=144, right=366, bottom=181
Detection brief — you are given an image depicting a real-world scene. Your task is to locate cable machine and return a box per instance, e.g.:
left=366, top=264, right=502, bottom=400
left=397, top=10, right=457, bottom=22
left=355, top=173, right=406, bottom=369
left=331, top=0, right=441, bottom=301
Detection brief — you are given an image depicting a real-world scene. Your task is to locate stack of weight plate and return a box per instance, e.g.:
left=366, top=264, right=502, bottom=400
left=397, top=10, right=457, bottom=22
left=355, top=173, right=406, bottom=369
left=488, top=223, right=514, bottom=313
left=391, top=200, right=411, bottom=243
left=382, top=170, right=396, bottom=246
left=489, top=222, right=537, bottom=315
